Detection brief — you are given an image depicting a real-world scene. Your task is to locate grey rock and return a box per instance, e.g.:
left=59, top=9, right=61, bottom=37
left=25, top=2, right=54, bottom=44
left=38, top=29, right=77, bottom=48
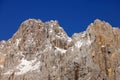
left=0, top=19, right=120, bottom=80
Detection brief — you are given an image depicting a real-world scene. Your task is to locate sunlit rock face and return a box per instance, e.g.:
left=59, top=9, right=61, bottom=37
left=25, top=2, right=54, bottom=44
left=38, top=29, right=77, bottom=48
left=0, top=19, right=120, bottom=80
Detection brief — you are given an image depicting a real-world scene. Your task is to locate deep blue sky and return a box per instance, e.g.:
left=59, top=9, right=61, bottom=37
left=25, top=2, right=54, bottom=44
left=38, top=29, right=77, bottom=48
left=0, top=0, right=120, bottom=41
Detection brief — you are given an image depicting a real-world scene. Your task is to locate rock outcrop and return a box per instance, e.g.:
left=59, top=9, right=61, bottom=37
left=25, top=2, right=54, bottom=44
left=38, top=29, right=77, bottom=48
left=0, top=19, right=120, bottom=80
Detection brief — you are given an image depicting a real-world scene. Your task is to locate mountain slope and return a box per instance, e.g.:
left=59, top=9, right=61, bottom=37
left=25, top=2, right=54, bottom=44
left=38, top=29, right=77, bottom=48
left=0, top=19, right=120, bottom=80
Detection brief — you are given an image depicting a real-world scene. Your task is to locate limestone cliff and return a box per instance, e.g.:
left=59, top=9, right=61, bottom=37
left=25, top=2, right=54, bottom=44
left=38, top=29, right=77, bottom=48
left=0, top=19, right=120, bottom=80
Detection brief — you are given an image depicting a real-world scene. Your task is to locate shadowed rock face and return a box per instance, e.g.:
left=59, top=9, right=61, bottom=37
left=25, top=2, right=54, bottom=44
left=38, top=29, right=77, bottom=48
left=0, top=19, right=120, bottom=80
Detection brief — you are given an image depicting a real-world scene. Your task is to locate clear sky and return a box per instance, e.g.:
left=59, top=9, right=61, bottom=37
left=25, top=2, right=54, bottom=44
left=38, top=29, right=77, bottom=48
left=0, top=0, right=120, bottom=41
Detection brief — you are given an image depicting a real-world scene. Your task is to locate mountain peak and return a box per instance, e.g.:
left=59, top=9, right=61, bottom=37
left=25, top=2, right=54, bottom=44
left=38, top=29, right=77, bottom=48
left=0, top=19, right=120, bottom=80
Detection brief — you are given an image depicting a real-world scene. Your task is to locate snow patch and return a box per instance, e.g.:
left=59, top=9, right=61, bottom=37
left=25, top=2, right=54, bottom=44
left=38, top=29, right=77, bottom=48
left=0, top=65, right=4, bottom=68
left=75, top=41, right=83, bottom=48
left=15, top=58, right=41, bottom=75
left=81, top=32, right=86, bottom=38
left=101, top=45, right=105, bottom=48
left=49, top=29, right=53, bottom=33
left=55, top=47, right=67, bottom=54
left=42, top=43, right=52, bottom=53
left=75, top=36, right=92, bottom=48
left=68, top=37, right=72, bottom=42
left=75, top=57, right=79, bottom=60
left=16, top=38, right=21, bottom=46
left=50, top=24, right=54, bottom=27
left=56, top=33, right=66, bottom=39
left=71, top=47, right=74, bottom=51
left=87, top=39, right=92, bottom=45
left=52, top=66, right=56, bottom=69
left=4, top=58, right=41, bottom=75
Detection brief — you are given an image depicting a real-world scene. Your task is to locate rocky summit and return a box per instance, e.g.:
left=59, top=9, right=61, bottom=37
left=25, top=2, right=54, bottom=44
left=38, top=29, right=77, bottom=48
left=0, top=19, right=120, bottom=80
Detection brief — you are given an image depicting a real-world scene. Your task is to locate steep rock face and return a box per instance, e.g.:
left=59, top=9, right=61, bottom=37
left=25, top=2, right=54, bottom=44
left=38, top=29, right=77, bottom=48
left=0, top=19, right=120, bottom=80
left=86, top=20, right=120, bottom=80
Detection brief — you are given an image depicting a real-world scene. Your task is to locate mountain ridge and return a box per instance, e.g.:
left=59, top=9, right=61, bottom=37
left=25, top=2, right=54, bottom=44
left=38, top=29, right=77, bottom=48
left=0, top=19, right=120, bottom=80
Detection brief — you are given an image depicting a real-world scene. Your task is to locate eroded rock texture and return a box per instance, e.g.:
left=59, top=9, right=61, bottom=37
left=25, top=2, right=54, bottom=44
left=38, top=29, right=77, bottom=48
left=0, top=19, right=120, bottom=80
